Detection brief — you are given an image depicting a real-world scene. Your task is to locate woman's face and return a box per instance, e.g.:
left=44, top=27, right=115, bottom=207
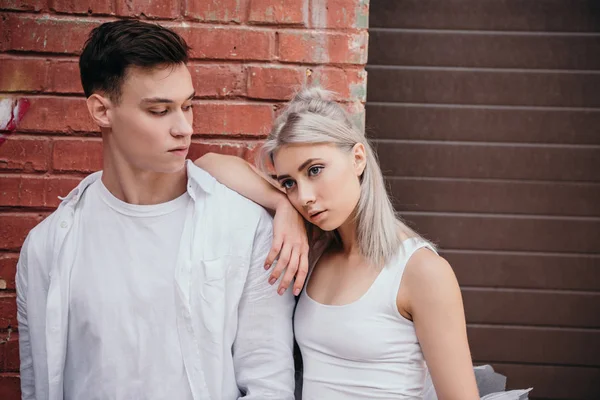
left=273, top=143, right=366, bottom=231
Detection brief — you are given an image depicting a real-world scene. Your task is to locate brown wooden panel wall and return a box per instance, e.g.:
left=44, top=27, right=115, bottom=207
left=367, top=1, right=600, bottom=399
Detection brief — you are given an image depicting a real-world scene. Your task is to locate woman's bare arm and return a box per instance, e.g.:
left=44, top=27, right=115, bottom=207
left=195, top=153, right=309, bottom=296
left=400, top=249, right=479, bottom=400
left=196, top=153, right=284, bottom=210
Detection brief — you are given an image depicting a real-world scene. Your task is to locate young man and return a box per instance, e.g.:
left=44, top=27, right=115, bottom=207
left=16, top=20, right=307, bottom=400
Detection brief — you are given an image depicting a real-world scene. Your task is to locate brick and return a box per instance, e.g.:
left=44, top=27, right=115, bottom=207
left=0, top=294, right=16, bottom=330
left=193, top=103, right=273, bottom=137
left=344, top=100, right=365, bottom=131
left=188, top=140, right=259, bottom=163
left=243, top=142, right=262, bottom=164
left=184, top=0, right=244, bottom=22
left=45, top=60, right=82, bottom=94
left=50, top=0, right=115, bottom=15
left=0, top=58, right=81, bottom=94
left=0, top=214, right=44, bottom=251
left=310, top=0, right=369, bottom=29
left=0, top=138, right=51, bottom=172
left=0, top=174, right=81, bottom=208
left=0, top=255, right=18, bottom=291
left=0, top=58, right=46, bottom=92
left=248, top=0, right=308, bottom=26
left=172, top=25, right=274, bottom=61
left=0, top=332, right=19, bottom=372
left=278, top=30, right=368, bottom=64
left=189, top=64, right=245, bottom=98
left=308, top=66, right=367, bottom=101
left=18, top=97, right=96, bottom=133
left=0, top=15, right=99, bottom=54
left=0, top=373, right=20, bottom=400
left=0, top=98, right=30, bottom=134
left=246, top=65, right=307, bottom=100
left=0, top=177, right=22, bottom=207
left=0, top=0, right=45, bottom=12
left=52, top=139, right=103, bottom=173
left=116, top=0, right=180, bottom=19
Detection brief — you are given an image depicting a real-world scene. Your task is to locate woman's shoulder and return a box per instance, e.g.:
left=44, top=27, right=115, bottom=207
left=403, top=247, right=455, bottom=284
left=402, top=246, right=460, bottom=302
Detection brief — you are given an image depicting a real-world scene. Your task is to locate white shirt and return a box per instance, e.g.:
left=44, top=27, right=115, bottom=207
left=63, top=180, right=193, bottom=400
left=16, top=161, right=296, bottom=400
left=295, top=237, right=436, bottom=399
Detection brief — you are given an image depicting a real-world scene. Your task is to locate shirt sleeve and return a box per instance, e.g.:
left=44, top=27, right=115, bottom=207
left=233, top=209, right=296, bottom=400
left=16, top=234, right=36, bottom=400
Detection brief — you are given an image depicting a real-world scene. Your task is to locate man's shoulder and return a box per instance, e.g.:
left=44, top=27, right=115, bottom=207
left=207, top=177, right=273, bottom=225
left=19, top=206, right=63, bottom=269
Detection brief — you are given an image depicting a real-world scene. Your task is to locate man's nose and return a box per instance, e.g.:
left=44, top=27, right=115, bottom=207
left=171, top=111, right=193, bottom=137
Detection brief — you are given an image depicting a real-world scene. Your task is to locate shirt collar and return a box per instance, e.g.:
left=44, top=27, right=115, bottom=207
left=58, top=160, right=215, bottom=207
left=185, top=159, right=215, bottom=195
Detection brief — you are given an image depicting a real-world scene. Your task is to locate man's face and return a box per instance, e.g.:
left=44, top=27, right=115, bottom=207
left=106, top=63, right=195, bottom=174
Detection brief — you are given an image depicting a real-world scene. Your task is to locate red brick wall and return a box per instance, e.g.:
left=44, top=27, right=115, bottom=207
left=0, top=0, right=368, bottom=397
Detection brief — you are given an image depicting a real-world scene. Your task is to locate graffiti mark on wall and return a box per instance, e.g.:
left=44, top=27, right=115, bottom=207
left=0, top=97, right=31, bottom=146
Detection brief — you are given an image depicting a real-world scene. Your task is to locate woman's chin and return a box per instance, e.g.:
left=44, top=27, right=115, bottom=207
left=312, top=220, right=341, bottom=232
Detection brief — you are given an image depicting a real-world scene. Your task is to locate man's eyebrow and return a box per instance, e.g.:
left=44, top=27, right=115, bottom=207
left=141, top=91, right=196, bottom=104
left=276, top=158, right=323, bottom=181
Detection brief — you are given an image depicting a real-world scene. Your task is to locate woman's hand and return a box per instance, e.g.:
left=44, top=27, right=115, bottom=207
left=264, top=200, right=309, bottom=297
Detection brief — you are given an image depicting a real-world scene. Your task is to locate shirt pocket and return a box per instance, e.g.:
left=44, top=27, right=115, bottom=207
left=192, top=258, right=228, bottom=336
left=202, top=257, right=229, bottom=282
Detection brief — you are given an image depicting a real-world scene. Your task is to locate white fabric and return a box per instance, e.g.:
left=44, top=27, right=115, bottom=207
left=16, top=160, right=296, bottom=400
left=63, top=180, right=193, bottom=400
left=423, top=364, right=533, bottom=400
left=294, top=237, right=436, bottom=399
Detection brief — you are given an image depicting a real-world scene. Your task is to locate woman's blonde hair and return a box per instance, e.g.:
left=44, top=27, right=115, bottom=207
left=258, top=87, right=429, bottom=268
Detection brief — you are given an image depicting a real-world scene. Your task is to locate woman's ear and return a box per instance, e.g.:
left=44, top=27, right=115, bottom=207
left=86, top=94, right=113, bottom=128
left=352, top=143, right=367, bottom=177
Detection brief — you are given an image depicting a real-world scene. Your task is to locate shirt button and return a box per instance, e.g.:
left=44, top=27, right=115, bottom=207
left=60, top=221, right=68, bottom=229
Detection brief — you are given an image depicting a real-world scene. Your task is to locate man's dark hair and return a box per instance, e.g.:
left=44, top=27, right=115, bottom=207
left=79, top=19, right=190, bottom=102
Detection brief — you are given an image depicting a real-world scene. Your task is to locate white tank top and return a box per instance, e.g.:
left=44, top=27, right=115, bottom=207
left=294, top=237, right=436, bottom=399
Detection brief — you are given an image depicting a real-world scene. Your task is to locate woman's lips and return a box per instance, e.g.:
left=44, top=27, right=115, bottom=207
left=309, top=210, right=327, bottom=222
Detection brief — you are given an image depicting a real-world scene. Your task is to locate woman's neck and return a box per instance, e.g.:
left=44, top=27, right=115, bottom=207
left=336, top=218, right=361, bottom=258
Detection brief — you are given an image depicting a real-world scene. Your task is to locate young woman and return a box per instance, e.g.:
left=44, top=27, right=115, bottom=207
left=196, top=87, right=479, bottom=399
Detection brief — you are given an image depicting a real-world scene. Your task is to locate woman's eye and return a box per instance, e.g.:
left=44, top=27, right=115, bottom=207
left=308, top=166, right=323, bottom=176
left=150, top=109, right=168, bottom=116
left=281, top=180, right=295, bottom=190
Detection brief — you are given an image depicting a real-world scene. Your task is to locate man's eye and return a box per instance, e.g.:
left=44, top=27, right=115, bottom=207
left=182, top=105, right=193, bottom=112
left=308, top=166, right=323, bottom=176
left=150, top=109, right=168, bottom=116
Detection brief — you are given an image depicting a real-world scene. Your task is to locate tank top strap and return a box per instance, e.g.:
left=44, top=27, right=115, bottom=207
left=377, top=237, right=438, bottom=311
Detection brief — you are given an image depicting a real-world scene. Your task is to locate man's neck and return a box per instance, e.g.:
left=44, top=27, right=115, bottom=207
left=101, top=159, right=188, bottom=205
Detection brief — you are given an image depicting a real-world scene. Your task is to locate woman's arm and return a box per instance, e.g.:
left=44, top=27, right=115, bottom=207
left=196, top=152, right=284, bottom=210
left=400, top=249, right=479, bottom=400
left=195, top=153, right=309, bottom=296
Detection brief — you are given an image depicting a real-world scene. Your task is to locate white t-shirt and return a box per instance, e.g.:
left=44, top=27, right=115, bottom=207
left=63, top=179, right=194, bottom=400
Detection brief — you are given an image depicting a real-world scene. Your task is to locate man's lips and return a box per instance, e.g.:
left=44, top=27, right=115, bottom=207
left=169, top=146, right=189, bottom=153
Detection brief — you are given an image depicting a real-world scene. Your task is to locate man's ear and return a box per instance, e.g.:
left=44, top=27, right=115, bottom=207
left=86, top=94, right=113, bottom=128
left=352, top=143, right=367, bottom=177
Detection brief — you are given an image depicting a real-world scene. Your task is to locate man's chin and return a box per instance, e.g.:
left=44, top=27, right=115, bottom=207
left=156, top=160, right=187, bottom=175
